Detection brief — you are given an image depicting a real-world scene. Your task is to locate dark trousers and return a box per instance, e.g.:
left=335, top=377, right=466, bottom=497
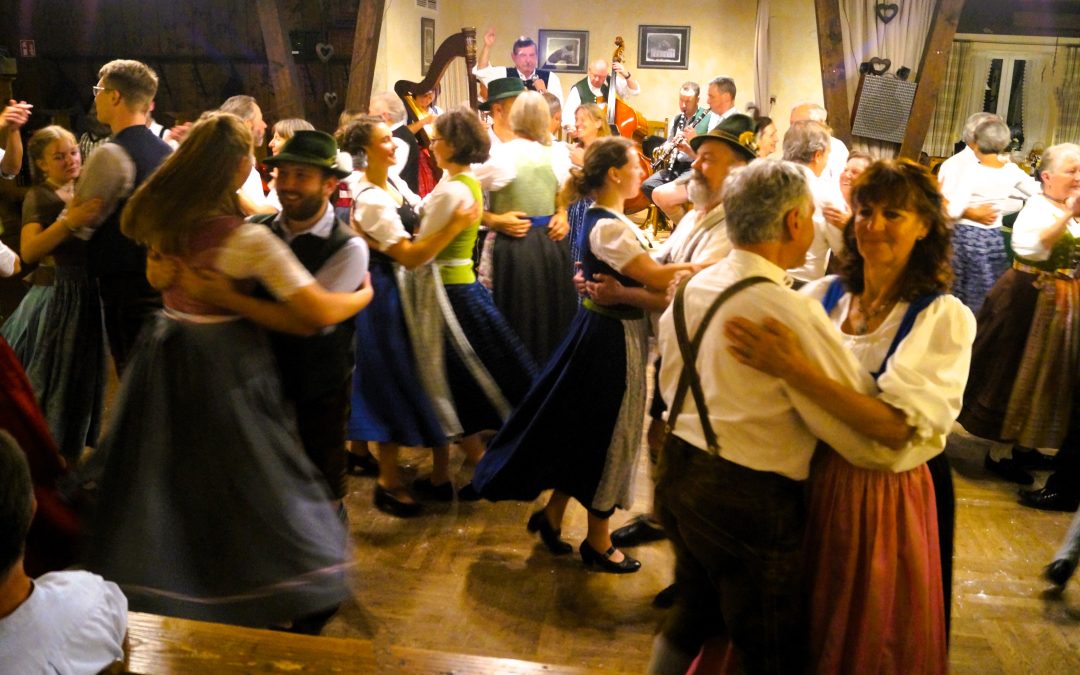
left=926, top=452, right=954, bottom=636
left=1045, top=401, right=1080, bottom=493
left=98, top=274, right=161, bottom=375
left=656, top=436, right=806, bottom=675
left=293, top=381, right=351, bottom=500
left=642, top=164, right=691, bottom=201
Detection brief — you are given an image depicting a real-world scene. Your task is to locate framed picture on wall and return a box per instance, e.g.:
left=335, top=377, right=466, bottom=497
left=421, top=17, right=435, bottom=75
left=538, top=29, right=589, bottom=74
left=637, top=25, right=690, bottom=70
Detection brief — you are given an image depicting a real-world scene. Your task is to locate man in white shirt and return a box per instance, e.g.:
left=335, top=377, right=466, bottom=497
left=220, top=95, right=275, bottom=215
left=561, top=58, right=640, bottom=130
left=783, top=120, right=845, bottom=285
left=473, top=27, right=563, bottom=102
left=937, top=111, right=1001, bottom=224
left=0, top=431, right=127, bottom=674
left=790, top=102, right=848, bottom=186
left=648, top=159, right=892, bottom=675
left=653, top=76, right=738, bottom=220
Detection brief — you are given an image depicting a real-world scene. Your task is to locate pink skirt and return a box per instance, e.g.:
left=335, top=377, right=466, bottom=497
left=806, top=451, right=947, bottom=674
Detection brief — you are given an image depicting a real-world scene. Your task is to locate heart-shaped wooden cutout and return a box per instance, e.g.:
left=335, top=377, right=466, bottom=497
left=876, top=3, right=899, bottom=24
left=324, top=91, right=339, bottom=108
left=869, top=57, right=891, bottom=75
left=316, top=42, right=334, bottom=62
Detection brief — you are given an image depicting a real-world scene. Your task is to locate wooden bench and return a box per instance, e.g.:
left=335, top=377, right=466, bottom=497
left=112, top=611, right=624, bottom=674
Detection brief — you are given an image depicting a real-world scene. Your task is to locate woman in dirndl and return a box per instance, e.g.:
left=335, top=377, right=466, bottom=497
left=0, top=126, right=106, bottom=465
left=472, top=137, right=694, bottom=574
left=941, top=117, right=1039, bottom=313
left=338, top=116, right=480, bottom=516
left=726, top=159, right=976, bottom=673
left=476, top=91, right=578, bottom=364
left=85, top=112, right=371, bottom=629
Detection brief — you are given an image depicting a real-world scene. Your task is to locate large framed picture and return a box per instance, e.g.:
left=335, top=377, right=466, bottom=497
left=421, top=17, right=435, bottom=75
left=637, top=25, right=690, bottom=70
left=538, top=29, right=589, bottom=74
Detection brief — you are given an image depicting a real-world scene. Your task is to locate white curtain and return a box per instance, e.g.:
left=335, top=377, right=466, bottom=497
left=1054, top=47, right=1080, bottom=145
left=839, top=0, right=936, bottom=156
left=924, top=41, right=972, bottom=157
left=754, top=0, right=771, bottom=116
left=1022, top=56, right=1052, bottom=156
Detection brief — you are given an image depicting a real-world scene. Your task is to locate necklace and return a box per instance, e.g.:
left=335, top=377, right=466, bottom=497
left=849, top=294, right=897, bottom=335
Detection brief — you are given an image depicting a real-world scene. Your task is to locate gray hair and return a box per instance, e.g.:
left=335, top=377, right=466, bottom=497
left=680, top=81, right=700, bottom=98
left=709, top=76, right=736, bottom=99
left=723, top=159, right=812, bottom=246
left=793, top=102, right=828, bottom=123
left=369, top=92, right=407, bottom=124
left=510, top=91, right=552, bottom=145
left=962, top=112, right=999, bottom=145
left=219, top=95, right=260, bottom=122
left=782, top=120, right=831, bottom=165
left=972, top=118, right=1012, bottom=154
left=1039, top=143, right=1080, bottom=177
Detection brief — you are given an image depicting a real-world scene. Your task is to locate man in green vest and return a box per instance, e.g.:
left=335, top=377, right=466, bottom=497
left=561, top=59, right=640, bottom=134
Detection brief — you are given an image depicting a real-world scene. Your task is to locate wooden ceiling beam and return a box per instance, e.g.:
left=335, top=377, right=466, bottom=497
left=345, top=0, right=386, bottom=113
left=900, top=0, right=967, bottom=158
left=814, top=0, right=852, bottom=145
left=255, top=0, right=305, bottom=118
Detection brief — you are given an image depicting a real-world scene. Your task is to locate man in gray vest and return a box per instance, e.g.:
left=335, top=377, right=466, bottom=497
left=474, top=27, right=564, bottom=102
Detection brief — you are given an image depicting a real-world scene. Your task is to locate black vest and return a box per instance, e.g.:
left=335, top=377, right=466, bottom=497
left=251, top=212, right=360, bottom=403
left=392, top=125, right=420, bottom=194
left=507, top=67, right=551, bottom=90
left=87, top=125, right=172, bottom=278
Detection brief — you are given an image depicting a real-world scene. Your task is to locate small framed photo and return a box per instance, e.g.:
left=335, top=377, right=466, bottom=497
left=421, top=17, right=435, bottom=75
left=538, top=29, right=589, bottom=74
left=637, top=25, right=690, bottom=70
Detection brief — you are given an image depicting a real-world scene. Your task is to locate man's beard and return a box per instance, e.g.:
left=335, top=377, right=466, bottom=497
left=279, top=191, right=325, bottom=222
left=686, top=170, right=721, bottom=208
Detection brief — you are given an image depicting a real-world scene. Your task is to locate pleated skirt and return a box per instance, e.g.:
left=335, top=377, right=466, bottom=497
left=85, top=315, right=349, bottom=627
left=0, top=266, right=106, bottom=463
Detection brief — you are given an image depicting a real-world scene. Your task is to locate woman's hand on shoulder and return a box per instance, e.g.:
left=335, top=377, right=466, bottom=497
left=723, top=316, right=814, bottom=381
left=66, top=197, right=105, bottom=229
left=448, top=200, right=481, bottom=234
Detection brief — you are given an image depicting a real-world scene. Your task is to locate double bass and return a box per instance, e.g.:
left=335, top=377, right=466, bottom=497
left=394, top=28, right=481, bottom=194
left=596, top=37, right=653, bottom=214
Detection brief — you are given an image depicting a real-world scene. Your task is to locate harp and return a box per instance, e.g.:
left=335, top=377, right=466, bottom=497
left=394, top=27, right=480, bottom=144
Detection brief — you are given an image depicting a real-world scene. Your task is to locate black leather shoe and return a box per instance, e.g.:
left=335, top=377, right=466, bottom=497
left=413, top=477, right=454, bottom=502
left=1013, top=447, right=1057, bottom=471
left=374, top=484, right=422, bottom=517
left=347, top=451, right=379, bottom=477
left=579, top=540, right=641, bottom=574
left=1044, top=559, right=1077, bottom=587
left=984, top=455, right=1034, bottom=485
left=1019, top=485, right=1080, bottom=512
left=457, top=482, right=482, bottom=502
left=526, top=509, right=572, bottom=555
left=652, top=583, right=679, bottom=609
left=611, top=515, right=667, bottom=548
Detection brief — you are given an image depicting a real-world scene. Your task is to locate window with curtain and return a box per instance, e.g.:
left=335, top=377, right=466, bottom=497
left=983, top=57, right=1027, bottom=150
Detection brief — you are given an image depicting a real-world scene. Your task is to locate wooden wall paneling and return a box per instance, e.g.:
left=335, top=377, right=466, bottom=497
left=899, top=0, right=967, bottom=158
left=813, top=0, right=852, bottom=145
left=345, top=0, right=386, bottom=112
left=256, top=0, right=306, bottom=119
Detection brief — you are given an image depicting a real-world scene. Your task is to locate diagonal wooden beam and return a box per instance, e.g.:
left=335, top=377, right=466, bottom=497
left=900, top=0, right=967, bottom=158
left=255, top=0, right=305, bottom=118
left=345, top=0, right=386, bottom=113
left=814, top=0, right=851, bottom=144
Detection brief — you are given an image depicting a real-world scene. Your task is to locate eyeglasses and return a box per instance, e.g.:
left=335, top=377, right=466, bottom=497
left=429, top=136, right=443, bottom=143
left=92, top=85, right=111, bottom=97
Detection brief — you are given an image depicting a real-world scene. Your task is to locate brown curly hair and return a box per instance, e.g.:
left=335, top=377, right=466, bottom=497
left=837, top=158, right=953, bottom=302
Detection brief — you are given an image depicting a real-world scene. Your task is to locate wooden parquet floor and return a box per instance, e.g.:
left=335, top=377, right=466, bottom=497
left=323, top=428, right=1080, bottom=674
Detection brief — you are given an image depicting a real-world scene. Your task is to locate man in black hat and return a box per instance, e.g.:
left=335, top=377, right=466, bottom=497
left=474, top=27, right=564, bottom=102
left=184, top=130, right=368, bottom=519
left=479, top=76, right=526, bottom=146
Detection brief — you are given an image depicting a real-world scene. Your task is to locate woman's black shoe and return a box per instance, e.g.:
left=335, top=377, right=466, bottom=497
left=413, top=477, right=454, bottom=502
left=526, top=510, right=572, bottom=555
left=347, top=451, right=379, bottom=477
left=457, top=482, right=482, bottom=501
left=984, top=455, right=1034, bottom=485
left=374, top=484, right=422, bottom=517
left=579, top=540, right=641, bottom=574
left=1044, top=559, right=1077, bottom=588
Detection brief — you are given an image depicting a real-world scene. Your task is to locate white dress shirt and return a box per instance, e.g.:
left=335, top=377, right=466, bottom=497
left=261, top=205, right=368, bottom=292
left=472, top=65, right=564, bottom=102
left=658, top=249, right=899, bottom=480
left=940, top=160, right=1039, bottom=226
left=1010, top=193, right=1080, bottom=261
left=936, top=146, right=977, bottom=207
left=787, top=166, right=846, bottom=283
left=653, top=202, right=731, bottom=266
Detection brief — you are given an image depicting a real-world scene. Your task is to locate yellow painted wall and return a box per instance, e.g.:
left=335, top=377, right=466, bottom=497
left=371, top=0, right=827, bottom=134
